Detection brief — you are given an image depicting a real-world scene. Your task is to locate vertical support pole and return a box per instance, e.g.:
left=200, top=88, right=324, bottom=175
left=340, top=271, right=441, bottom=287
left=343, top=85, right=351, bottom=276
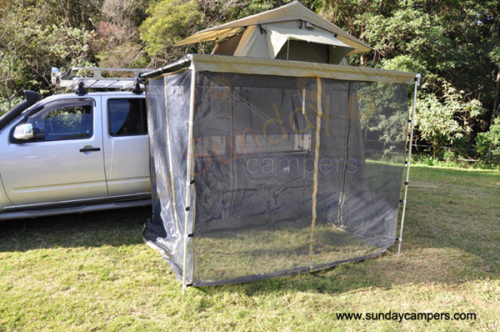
left=398, top=73, right=421, bottom=256
left=308, top=77, right=322, bottom=271
left=337, top=83, right=353, bottom=227
left=229, top=84, right=237, bottom=203
left=302, top=88, right=307, bottom=115
left=164, top=76, right=179, bottom=235
left=183, top=66, right=196, bottom=294
left=299, top=88, right=306, bottom=148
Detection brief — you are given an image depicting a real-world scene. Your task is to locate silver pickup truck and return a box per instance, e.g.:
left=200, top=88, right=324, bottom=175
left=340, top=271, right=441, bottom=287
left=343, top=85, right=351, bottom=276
left=0, top=88, right=151, bottom=221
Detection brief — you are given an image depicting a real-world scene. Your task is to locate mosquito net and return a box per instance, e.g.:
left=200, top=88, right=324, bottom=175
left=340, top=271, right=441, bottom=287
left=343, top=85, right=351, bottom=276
left=144, top=55, right=415, bottom=287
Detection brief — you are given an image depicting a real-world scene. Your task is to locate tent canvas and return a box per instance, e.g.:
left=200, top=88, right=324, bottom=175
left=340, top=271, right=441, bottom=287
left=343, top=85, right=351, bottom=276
left=142, top=54, right=417, bottom=290
left=174, top=1, right=370, bottom=64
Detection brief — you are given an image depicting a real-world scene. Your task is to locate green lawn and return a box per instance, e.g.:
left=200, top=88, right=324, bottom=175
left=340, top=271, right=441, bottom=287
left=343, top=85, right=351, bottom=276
left=0, top=166, right=499, bottom=331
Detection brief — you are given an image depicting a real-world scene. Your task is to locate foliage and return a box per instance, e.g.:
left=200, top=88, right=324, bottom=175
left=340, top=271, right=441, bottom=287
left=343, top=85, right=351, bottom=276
left=1, top=0, right=500, bottom=165
left=416, top=82, right=485, bottom=154
left=476, top=117, right=500, bottom=163
left=312, top=0, right=500, bottom=162
left=357, top=82, right=409, bottom=158
left=0, top=0, right=96, bottom=111
left=490, top=45, right=500, bottom=64
left=412, top=153, right=500, bottom=170
left=94, top=0, right=149, bottom=68
left=139, top=0, right=205, bottom=58
left=0, top=96, right=21, bottom=116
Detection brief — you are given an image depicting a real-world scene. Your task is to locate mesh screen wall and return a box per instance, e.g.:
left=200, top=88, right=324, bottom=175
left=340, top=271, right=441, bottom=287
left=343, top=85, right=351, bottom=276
left=144, top=60, right=411, bottom=287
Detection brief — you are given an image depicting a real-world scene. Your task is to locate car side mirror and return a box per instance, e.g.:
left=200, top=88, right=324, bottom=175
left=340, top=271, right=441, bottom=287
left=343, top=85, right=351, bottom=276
left=13, top=123, right=34, bottom=141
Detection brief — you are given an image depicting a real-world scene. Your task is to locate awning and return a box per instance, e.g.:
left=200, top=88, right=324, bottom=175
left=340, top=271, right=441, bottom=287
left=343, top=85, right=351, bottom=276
left=144, top=54, right=417, bottom=85
left=267, top=26, right=355, bottom=57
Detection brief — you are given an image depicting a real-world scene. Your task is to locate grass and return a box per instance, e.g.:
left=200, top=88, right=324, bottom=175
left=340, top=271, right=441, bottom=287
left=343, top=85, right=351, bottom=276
left=194, top=222, right=382, bottom=284
left=412, top=154, right=500, bottom=171
left=0, top=166, right=499, bottom=331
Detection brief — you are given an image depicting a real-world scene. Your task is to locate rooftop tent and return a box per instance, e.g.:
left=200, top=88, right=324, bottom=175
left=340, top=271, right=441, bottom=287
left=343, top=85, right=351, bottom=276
left=173, top=1, right=371, bottom=64
left=142, top=54, right=418, bottom=290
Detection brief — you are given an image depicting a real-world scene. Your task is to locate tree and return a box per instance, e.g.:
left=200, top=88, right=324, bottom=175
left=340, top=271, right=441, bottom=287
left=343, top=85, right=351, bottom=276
left=139, top=0, right=205, bottom=65
left=1, top=0, right=499, bottom=160
left=490, top=45, right=500, bottom=125
left=0, top=0, right=97, bottom=114
left=476, top=117, right=500, bottom=163
left=310, top=0, right=499, bottom=157
left=0, top=8, right=30, bottom=112
left=94, top=0, right=149, bottom=68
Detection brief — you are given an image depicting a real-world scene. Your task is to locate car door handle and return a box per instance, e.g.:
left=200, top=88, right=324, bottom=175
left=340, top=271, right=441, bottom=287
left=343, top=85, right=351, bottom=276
left=80, top=147, right=101, bottom=153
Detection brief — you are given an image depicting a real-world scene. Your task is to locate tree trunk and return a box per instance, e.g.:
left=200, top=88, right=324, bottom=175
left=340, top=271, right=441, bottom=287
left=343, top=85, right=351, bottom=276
left=491, top=68, right=500, bottom=125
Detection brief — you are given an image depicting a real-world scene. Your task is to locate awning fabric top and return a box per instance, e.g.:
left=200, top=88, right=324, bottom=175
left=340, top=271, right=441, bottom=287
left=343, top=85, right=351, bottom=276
left=147, top=54, right=417, bottom=85
left=174, top=1, right=371, bottom=55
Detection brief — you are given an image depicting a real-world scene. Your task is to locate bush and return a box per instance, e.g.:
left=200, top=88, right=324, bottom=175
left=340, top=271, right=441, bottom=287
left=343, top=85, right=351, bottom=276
left=475, top=118, right=500, bottom=164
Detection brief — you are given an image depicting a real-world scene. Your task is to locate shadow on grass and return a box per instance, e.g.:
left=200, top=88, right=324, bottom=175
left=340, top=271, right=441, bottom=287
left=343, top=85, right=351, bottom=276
left=0, top=207, right=150, bottom=252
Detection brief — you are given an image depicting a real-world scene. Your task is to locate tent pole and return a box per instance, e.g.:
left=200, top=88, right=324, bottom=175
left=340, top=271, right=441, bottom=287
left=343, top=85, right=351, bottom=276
left=183, top=65, right=197, bottom=294
left=308, top=77, right=322, bottom=271
left=164, top=76, right=180, bottom=236
left=398, top=73, right=420, bottom=256
left=337, top=83, right=354, bottom=227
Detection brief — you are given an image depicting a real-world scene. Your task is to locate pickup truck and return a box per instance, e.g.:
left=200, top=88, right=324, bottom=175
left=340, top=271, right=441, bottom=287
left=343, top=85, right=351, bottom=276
left=0, top=89, right=151, bottom=221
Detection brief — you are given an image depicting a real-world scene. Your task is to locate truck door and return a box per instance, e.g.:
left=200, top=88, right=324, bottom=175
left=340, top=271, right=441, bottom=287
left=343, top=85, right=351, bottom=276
left=0, top=97, right=108, bottom=207
left=101, top=96, right=150, bottom=197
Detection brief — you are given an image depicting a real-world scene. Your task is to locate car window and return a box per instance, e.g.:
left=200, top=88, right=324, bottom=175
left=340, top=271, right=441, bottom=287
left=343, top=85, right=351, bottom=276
left=108, top=99, right=147, bottom=137
left=26, top=101, right=93, bottom=142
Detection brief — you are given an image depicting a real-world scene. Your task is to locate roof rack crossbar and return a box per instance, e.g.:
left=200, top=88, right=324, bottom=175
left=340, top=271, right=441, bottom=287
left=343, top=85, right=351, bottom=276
left=69, top=67, right=151, bottom=74
left=52, top=66, right=152, bottom=92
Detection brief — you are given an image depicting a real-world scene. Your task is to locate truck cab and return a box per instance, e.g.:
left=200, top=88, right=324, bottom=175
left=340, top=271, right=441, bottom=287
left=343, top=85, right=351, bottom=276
left=0, top=88, right=151, bottom=221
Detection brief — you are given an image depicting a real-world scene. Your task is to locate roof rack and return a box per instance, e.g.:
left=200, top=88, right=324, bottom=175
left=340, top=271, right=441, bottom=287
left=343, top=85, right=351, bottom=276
left=52, top=67, right=152, bottom=92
